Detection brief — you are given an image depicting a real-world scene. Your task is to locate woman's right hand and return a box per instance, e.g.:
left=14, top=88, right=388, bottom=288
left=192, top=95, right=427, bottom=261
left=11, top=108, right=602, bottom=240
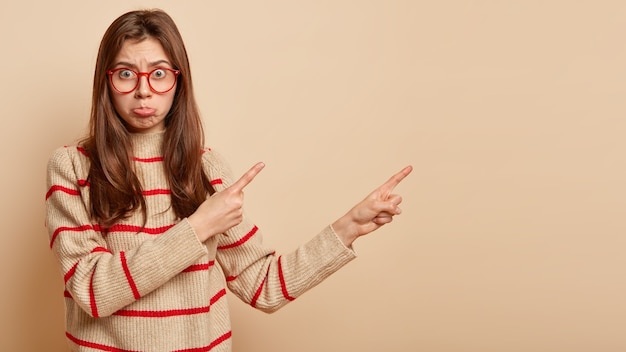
left=188, top=162, right=265, bottom=242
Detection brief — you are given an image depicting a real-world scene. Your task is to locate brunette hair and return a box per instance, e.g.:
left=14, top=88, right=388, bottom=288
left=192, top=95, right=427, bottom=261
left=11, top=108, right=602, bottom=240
left=82, top=9, right=215, bottom=229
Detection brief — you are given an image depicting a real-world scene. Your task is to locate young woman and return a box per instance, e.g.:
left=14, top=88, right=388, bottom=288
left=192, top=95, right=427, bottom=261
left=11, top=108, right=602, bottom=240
left=45, top=9, right=412, bottom=351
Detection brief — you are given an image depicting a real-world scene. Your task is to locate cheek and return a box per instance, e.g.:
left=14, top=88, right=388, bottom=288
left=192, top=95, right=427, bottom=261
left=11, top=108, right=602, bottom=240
left=163, top=92, right=176, bottom=112
left=110, top=94, right=128, bottom=115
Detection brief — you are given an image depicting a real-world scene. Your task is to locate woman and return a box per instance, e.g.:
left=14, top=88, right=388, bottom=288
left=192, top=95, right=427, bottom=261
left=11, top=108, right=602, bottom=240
left=45, top=9, right=412, bottom=351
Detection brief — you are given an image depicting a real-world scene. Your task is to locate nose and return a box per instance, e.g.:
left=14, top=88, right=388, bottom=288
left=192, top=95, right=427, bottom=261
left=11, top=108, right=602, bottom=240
left=134, top=75, right=152, bottom=98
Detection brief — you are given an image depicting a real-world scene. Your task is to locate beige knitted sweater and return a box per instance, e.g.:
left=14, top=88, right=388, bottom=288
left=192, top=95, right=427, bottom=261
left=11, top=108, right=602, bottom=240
left=45, top=131, right=356, bottom=352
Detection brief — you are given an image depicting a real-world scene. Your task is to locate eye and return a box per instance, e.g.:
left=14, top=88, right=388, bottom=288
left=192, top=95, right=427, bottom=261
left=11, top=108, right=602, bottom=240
left=152, top=69, right=167, bottom=79
left=118, top=69, right=135, bottom=79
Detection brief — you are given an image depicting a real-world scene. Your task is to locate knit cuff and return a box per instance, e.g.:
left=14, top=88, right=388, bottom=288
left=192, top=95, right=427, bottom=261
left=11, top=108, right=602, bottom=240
left=328, top=224, right=358, bottom=256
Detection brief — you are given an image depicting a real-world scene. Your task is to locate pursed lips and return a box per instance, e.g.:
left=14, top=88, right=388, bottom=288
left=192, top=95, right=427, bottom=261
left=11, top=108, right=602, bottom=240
left=133, top=107, right=156, bottom=117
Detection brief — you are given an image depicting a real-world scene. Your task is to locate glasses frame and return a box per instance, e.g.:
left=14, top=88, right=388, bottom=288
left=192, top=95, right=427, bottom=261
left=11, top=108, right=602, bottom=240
left=106, top=67, right=181, bottom=94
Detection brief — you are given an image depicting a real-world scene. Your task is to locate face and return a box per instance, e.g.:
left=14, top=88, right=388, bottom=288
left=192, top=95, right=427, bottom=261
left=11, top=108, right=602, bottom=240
left=109, top=37, right=177, bottom=133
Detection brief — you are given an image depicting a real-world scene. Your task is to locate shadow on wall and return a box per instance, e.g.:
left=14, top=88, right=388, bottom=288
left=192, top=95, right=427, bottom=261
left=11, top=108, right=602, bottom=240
left=12, top=218, right=67, bottom=351
left=7, top=120, right=84, bottom=351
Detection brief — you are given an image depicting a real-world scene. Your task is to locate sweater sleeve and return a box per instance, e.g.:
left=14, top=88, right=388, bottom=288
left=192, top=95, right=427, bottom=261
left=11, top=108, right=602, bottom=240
left=45, top=147, right=208, bottom=318
left=205, top=149, right=357, bottom=313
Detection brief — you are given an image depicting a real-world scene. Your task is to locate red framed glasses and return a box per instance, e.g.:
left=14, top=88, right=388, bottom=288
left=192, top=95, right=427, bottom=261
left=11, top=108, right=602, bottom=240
left=107, top=67, right=181, bottom=94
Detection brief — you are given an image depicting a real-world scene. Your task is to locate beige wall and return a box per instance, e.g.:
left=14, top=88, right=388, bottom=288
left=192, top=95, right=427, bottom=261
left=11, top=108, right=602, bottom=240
left=1, top=1, right=625, bottom=351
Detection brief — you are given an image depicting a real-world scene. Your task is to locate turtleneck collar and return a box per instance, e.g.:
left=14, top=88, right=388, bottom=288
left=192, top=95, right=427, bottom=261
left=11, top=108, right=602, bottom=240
left=129, top=131, right=165, bottom=159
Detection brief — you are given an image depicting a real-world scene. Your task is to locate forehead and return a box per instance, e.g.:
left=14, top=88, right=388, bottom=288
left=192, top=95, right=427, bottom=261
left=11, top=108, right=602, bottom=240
left=114, top=37, right=171, bottom=66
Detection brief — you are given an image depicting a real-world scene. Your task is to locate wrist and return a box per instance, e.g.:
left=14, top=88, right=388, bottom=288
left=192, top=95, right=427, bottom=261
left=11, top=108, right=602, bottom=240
left=331, top=216, right=358, bottom=247
left=187, top=214, right=209, bottom=242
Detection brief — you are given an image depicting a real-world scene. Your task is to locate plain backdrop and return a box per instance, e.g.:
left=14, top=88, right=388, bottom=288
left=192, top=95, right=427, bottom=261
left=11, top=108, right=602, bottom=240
left=1, top=1, right=625, bottom=351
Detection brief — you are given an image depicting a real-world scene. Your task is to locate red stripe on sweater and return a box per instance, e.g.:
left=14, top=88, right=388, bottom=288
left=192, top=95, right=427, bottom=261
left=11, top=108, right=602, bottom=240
left=277, top=256, right=295, bottom=301
left=183, top=261, right=214, bottom=273
left=64, top=263, right=78, bottom=284
left=66, top=332, right=138, bottom=352
left=250, top=266, right=271, bottom=308
left=45, top=185, right=80, bottom=200
left=76, top=146, right=89, bottom=157
left=250, top=277, right=266, bottom=308
left=64, top=290, right=72, bottom=299
left=142, top=189, right=171, bottom=196
left=226, top=275, right=237, bottom=282
left=50, top=223, right=176, bottom=248
left=69, top=179, right=215, bottom=196
left=106, top=224, right=175, bottom=234
left=217, top=226, right=258, bottom=250
left=210, top=288, right=227, bottom=305
left=114, top=306, right=209, bottom=318
left=173, top=331, right=232, bottom=352
left=113, top=289, right=226, bottom=318
left=75, top=147, right=212, bottom=165
left=120, top=251, right=141, bottom=299
left=50, top=225, right=95, bottom=248
left=89, top=271, right=99, bottom=318
left=68, top=181, right=172, bottom=197
left=64, top=247, right=108, bottom=283
left=133, top=156, right=163, bottom=162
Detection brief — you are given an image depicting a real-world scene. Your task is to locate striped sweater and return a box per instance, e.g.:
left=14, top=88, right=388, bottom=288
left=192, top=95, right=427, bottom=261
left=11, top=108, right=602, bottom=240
left=45, top=131, right=356, bottom=352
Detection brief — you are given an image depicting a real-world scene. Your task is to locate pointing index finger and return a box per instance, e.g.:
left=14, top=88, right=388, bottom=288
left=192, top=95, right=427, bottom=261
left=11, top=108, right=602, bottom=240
left=230, top=162, right=265, bottom=192
left=377, top=165, right=413, bottom=197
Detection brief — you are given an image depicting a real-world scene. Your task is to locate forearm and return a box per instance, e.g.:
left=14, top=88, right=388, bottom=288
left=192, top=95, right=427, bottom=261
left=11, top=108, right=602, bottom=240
left=221, top=224, right=356, bottom=313
left=55, top=219, right=207, bottom=317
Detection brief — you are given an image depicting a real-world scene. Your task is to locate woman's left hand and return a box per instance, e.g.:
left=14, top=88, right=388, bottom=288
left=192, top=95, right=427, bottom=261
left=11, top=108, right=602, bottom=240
left=331, top=165, right=413, bottom=247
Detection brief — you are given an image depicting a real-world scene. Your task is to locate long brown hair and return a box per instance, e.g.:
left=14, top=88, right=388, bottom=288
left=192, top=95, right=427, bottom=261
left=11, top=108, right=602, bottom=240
left=82, top=9, right=215, bottom=229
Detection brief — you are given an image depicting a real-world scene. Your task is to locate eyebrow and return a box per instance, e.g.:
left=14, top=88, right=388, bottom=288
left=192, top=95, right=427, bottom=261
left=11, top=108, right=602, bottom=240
left=112, top=60, right=173, bottom=69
